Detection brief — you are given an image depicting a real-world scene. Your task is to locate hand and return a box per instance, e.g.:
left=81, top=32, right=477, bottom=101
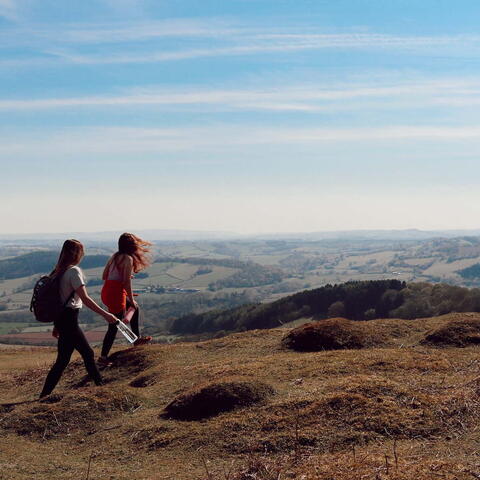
left=129, top=299, right=139, bottom=309
left=52, top=327, right=59, bottom=338
left=104, top=312, right=118, bottom=324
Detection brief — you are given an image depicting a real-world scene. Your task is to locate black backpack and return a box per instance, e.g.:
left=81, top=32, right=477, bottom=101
left=30, top=274, right=74, bottom=323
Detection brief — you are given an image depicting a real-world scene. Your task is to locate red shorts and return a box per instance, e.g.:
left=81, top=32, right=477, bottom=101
left=101, top=280, right=127, bottom=314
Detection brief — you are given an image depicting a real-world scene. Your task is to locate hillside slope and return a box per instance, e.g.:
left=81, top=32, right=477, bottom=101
left=2, top=313, right=480, bottom=479
left=0, top=251, right=109, bottom=280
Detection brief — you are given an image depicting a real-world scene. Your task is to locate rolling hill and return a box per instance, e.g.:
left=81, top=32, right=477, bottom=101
left=0, top=251, right=110, bottom=280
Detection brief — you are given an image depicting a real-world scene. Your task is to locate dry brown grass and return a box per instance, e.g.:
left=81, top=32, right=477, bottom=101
left=2, top=313, right=480, bottom=479
left=421, top=316, right=480, bottom=347
left=163, top=379, right=275, bottom=420
left=282, top=317, right=386, bottom=351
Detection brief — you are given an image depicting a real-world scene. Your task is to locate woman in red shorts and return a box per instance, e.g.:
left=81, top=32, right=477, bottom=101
left=98, top=233, right=152, bottom=364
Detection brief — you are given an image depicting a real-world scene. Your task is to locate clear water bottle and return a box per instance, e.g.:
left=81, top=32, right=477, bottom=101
left=116, top=319, right=138, bottom=344
left=123, top=306, right=136, bottom=324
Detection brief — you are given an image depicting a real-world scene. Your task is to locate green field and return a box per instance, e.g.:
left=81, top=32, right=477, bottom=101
left=0, top=322, right=36, bottom=335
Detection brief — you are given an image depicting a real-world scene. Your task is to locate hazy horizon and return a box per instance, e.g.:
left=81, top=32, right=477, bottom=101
left=3, top=1, right=480, bottom=233
left=3, top=226, right=480, bottom=241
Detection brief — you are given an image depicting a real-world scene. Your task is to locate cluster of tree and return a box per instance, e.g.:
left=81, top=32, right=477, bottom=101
left=388, top=282, right=480, bottom=319
left=139, top=290, right=257, bottom=331
left=279, top=254, right=325, bottom=273
left=0, top=251, right=109, bottom=280
left=196, top=267, right=213, bottom=275
left=171, top=280, right=405, bottom=334
left=172, top=279, right=480, bottom=335
left=458, top=263, right=480, bottom=281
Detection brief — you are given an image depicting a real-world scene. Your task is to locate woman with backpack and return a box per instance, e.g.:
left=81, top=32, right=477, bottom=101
left=39, top=239, right=118, bottom=398
left=98, top=233, right=152, bottom=365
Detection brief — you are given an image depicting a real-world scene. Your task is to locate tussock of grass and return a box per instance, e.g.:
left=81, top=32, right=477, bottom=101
left=421, top=317, right=480, bottom=347
left=71, top=346, right=158, bottom=388
left=306, top=377, right=441, bottom=439
left=163, top=380, right=275, bottom=420
left=2, top=389, right=141, bottom=438
left=107, top=346, right=156, bottom=372
left=282, top=317, right=384, bottom=351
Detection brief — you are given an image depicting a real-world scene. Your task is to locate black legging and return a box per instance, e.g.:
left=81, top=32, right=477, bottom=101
left=40, top=308, right=103, bottom=397
left=101, top=303, right=139, bottom=358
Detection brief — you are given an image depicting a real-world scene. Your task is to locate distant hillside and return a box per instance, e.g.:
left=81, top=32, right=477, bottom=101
left=0, top=251, right=109, bottom=279
left=155, top=256, right=283, bottom=289
left=171, top=279, right=480, bottom=335
left=458, top=263, right=480, bottom=280
left=172, top=279, right=405, bottom=334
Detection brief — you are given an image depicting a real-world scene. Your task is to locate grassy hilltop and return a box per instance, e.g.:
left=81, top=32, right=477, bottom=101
left=2, top=313, right=480, bottom=479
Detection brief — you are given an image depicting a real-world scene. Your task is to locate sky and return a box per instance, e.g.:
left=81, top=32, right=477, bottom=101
left=2, top=0, right=480, bottom=234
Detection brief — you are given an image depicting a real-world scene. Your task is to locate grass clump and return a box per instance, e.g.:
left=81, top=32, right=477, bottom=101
left=2, top=389, right=140, bottom=438
left=310, top=376, right=441, bottom=440
left=163, top=380, right=275, bottom=420
left=421, top=317, right=480, bottom=347
left=282, top=317, right=382, bottom=351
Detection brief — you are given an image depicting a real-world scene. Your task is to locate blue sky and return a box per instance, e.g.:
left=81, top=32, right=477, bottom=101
left=2, top=0, right=480, bottom=234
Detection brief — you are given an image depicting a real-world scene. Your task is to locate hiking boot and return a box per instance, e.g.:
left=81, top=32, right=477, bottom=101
left=97, top=356, right=112, bottom=367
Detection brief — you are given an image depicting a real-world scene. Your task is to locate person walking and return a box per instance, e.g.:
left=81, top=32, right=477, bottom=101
left=98, top=233, right=152, bottom=365
left=40, top=239, right=118, bottom=398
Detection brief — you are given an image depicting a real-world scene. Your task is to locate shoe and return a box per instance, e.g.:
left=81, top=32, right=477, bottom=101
left=97, top=356, right=112, bottom=367
left=134, top=336, right=152, bottom=346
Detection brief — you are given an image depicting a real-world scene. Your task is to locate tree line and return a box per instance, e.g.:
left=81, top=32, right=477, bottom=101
left=170, top=280, right=480, bottom=335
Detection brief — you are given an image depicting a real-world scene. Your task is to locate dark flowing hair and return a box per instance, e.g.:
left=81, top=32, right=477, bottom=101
left=112, top=233, right=152, bottom=274
left=51, top=239, right=84, bottom=277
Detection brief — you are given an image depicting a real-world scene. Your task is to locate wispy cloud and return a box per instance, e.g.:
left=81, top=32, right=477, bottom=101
left=0, top=19, right=237, bottom=46
left=1, top=78, right=479, bottom=113
left=0, top=0, right=18, bottom=21
left=3, top=124, right=480, bottom=157
left=4, top=29, right=480, bottom=68
left=40, top=33, right=480, bottom=65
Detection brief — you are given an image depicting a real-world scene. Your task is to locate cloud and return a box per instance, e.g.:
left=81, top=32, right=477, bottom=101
left=3, top=124, right=480, bottom=158
left=3, top=30, right=480, bottom=68
left=1, top=78, right=479, bottom=113
left=43, top=19, right=237, bottom=43
left=0, top=0, right=18, bottom=21
left=44, top=33, right=480, bottom=65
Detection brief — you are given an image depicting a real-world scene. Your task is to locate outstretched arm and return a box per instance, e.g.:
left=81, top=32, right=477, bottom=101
left=76, top=285, right=118, bottom=323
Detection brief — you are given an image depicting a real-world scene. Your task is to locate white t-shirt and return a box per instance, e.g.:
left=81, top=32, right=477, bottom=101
left=59, top=266, right=85, bottom=309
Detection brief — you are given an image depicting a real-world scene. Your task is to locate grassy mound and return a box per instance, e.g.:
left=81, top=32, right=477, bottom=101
left=71, top=347, right=157, bottom=388
left=309, top=376, right=440, bottom=440
left=107, top=347, right=155, bottom=372
left=163, top=380, right=275, bottom=420
left=421, top=317, right=480, bottom=347
left=2, top=389, right=140, bottom=438
left=282, top=317, right=380, bottom=351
